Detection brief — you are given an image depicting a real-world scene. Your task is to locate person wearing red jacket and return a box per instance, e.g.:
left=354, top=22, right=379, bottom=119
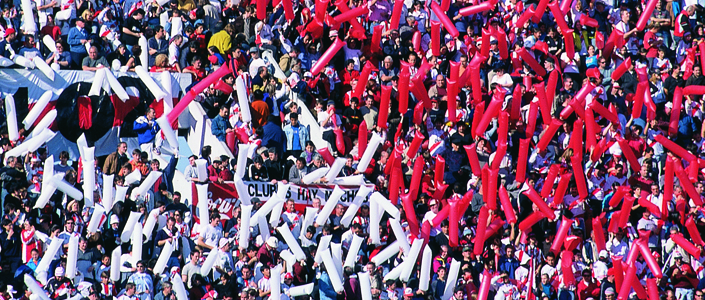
left=207, top=160, right=223, bottom=183
left=577, top=269, right=601, bottom=300
left=670, top=252, right=699, bottom=297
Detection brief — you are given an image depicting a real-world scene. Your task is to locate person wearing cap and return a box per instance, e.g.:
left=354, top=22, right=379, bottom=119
left=543, top=56, right=562, bottom=87
left=102, top=214, right=122, bottom=253
left=67, top=17, right=91, bottom=69
left=46, top=266, right=76, bottom=299
left=669, top=251, right=698, bottom=298
left=248, top=45, right=266, bottom=76
left=258, top=236, right=280, bottom=268
left=648, top=70, right=667, bottom=107
left=593, top=250, right=610, bottom=282
left=402, top=287, right=419, bottom=300
left=281, top=272, right=294, bottom=299
left=213, top=238, right=234, bottom=280
left=422, top=198, right=442, bottom=236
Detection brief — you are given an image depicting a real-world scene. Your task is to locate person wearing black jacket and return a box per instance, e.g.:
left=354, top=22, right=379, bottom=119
left=0, top=219, right=21, bottom=271
left=342, top=98, right=364, bottom=132
left=121, top=9, right=145, bottom=53
left=382, top=30, right=408, bottom=67
left=248, top=156, right=269, bottom=182
left=664, top=67, right=685, bottom=103
left=618, top=61, right=639, bottom=95
left=264, top=150, right=286, bottom=181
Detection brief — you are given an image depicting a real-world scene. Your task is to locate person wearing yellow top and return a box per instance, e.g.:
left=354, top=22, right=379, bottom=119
left=207, top=24, right=234, bottom=54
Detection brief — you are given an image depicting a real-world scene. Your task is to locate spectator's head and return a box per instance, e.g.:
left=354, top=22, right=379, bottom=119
left=55, top=266, right=66, bottom=279
left=305, top=141, right=315, bottom=153
left=312, top=154, right=323, bottom=168
left=145, top=107, right=155, bottom=120
left=289, top=112, right=299, bottom=126
left=171, top=34, right=183, bottom=47
left=437, top=266, right=447, bottom=280
left=133, top=9, right=145, bottom=20
left=209, top=213, right=221, bottom=226
left=620, top=9, right=630, bottom=22
left=219, top=105, right=229, bottom=117
left=312, top=197, right=322, bottom=209
left=266, top=236, right=278, bottom=250
left=155, top=54, right=168, bottom=67
left=296, top=157, right=306, bottom=169
left=249, top=46, right=260, bottom=58
left=253, top=89, right=264, bottom=101
left=75, top=17, right=86, bottom=28
left=154, top=25, right=165, bottom=39
left=687, top=4, right=696, bottom=14
left=544, top=56, right=555, bottom=71
left=59, top=151, right=70, bottom=164
left=383, top=56, right=393, bottom=69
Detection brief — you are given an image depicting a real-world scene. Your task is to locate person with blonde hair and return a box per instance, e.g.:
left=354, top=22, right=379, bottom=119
left=150, top=53, right=180, bottom=72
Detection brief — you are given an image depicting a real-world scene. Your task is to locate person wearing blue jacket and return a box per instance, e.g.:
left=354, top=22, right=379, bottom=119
left=67, top=18, right=91, bottom=69
left=134, top=108, right=161, bottom=158
left=211, top=105, right=232, bottom=142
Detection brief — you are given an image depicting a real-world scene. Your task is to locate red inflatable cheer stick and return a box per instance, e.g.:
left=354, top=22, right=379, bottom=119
left=431, top=1, right=460, bottom=37
left=499, top=185, right=517, bottom=224
left=611, top=57, right=632, bottom=82
left=311, top=38, right=346, bottom=76
left=636, top=0, right=659, bottom=31
left=459, top=0, right=497, bottom=16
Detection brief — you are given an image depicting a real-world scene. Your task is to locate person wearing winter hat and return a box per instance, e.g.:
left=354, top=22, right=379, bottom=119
left=46, top=266, right=76, bottom=300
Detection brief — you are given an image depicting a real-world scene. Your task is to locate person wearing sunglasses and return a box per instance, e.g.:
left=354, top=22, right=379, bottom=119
left=127, top=261, right=153, bottom=300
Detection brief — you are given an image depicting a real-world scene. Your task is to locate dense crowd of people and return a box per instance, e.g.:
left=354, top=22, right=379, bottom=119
left=3, top=0, right=705, bottom=299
